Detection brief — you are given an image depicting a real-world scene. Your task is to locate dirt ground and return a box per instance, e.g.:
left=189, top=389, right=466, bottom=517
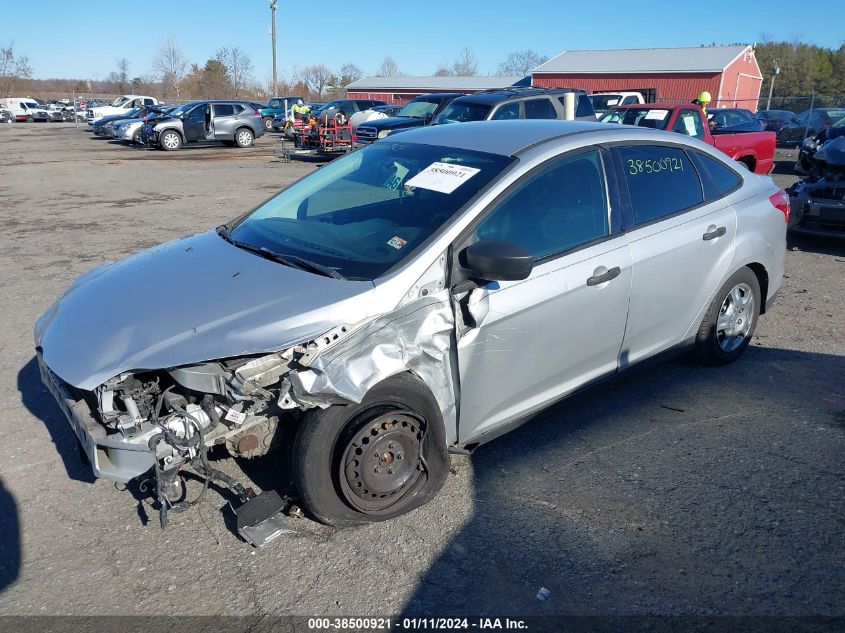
left=0, top=124, right=842, bottom=619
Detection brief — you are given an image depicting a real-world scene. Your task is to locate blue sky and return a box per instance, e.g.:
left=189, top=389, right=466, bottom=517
left=3, top=0, right=844, bottom=82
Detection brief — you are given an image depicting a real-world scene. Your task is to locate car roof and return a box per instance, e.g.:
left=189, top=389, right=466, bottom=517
left=412, top=93, right=463, bottom=102
left=449, top=87, right=585, bottom=106
left=393, top=119, right=645, bottom=156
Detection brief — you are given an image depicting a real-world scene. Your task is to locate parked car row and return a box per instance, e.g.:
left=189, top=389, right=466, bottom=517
left=83, top=96, right=267, bottom=151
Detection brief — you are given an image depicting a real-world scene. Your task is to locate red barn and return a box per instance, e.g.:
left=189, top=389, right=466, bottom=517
left=346, top=76, right=524, bottom=104
left=532, top=45, right=763, bottom=110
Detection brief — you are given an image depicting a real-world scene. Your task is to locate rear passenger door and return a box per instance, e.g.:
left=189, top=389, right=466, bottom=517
left=612, top=144, right=738, bottom=366
left=212, top=103, right=238, bottom=139
left=455, top=148, right=632, bottom=442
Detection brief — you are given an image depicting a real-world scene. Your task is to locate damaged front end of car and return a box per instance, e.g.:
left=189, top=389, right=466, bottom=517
left=789, top=136, right=845, bottom=237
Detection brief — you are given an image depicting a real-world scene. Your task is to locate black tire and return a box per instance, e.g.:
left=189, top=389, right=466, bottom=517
left=292, top=372, right=450, bottom=527
left=159, top=129, right=182, bottom=151
left=695, top=267, right=761, bottom=365
left=132, top=129, right=142, bottom=144
left=263, top=117, right=273, bottom=131
left=234, top=127, right=254, bottom=148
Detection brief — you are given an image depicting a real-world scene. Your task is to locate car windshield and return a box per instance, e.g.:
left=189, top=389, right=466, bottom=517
left=612, top=107, right=671, bottom=129
left=589, top=95, right=622, bottom=111
left=397, top=100, right=440, bottom=118
left=168, top=104, right=197, bottom=117
left=112, top=97, right=130, bottom=107
left=757, top=110, right=792, bottom=120
left=229, top=142, right=513, bottom=280
left=433, top=101, right=492, bottom=125
left=822, top=109, right=845, bottom=121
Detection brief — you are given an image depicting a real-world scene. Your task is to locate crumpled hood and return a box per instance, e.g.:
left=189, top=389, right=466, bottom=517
left=37, top=230, right=375, bottom=390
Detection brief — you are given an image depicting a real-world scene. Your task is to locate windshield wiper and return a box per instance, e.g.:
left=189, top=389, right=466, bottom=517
left=216, top=226, right=346, bottom=280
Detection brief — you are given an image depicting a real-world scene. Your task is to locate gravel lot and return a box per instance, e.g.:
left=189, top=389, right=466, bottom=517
left=0, top=123, right=843, bottom=619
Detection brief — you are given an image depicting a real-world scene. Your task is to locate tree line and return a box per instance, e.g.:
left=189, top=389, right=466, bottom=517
left=3, top=39, right=844, bottom=103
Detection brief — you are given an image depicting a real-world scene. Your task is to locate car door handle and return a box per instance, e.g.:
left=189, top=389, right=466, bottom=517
left=703, top=226, right=727, bottom=241
left=587, top=266, right=621, bottom=286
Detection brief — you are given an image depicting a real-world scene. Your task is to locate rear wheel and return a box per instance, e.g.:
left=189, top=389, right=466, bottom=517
left=234, top=127, right=254, bottom=148
left=695, top=267, right=760, bottom=365
left=292, top=373, right=450, bottom=526
left=160, top=129, right=182, bottom=151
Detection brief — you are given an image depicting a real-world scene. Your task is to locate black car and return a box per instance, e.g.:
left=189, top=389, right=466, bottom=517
left=755, top=109, right=795, bottom=132
left=354, top=93, right=463, bottom=147
left=431, top=87, right=596, bottom=125
left=707, top=108, right=764, bottom=134
left=777, top=108, right=845, bottom=146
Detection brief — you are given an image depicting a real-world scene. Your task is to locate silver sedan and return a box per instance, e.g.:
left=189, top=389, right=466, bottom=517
left=35, top=120, right=787, bottom=534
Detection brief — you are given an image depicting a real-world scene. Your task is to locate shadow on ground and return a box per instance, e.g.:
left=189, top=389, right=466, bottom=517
left=0, top=478, right=20, bottom=593
left=401, top=346, right=845, bottom=617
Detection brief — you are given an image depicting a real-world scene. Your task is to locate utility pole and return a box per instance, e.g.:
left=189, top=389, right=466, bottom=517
left=766, top=66, right=780, bottom=110
left=269, top=0, right=278, bottom=96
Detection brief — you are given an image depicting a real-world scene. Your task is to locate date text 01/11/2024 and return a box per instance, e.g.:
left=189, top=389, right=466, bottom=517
left=306, top=617, right=529, bottom=630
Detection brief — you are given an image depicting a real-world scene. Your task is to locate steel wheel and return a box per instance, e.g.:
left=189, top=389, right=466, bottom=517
left=338, top=410, right=424, bottom=514
left=235, top=128, right=254, bottom=147
left=263, top=117, right=273, bottom=131
left=716, top=282, right=755, bottom=352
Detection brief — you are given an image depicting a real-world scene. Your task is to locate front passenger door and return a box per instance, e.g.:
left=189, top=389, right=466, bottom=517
left=455, top=148, right=632, bottom=443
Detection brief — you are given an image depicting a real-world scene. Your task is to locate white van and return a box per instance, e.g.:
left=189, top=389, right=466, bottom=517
left=2, top=97, right=47, bottom=121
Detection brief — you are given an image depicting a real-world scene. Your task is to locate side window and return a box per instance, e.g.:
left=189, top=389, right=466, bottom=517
left=213, top=104, right=236, bottom=117
left=524, top=98, right=556, bottom=120
left=343, top=101, right=358, bottom=113
left=188, top=105, right=205, bottom=121
left=576, top=94, right=594, bottom=117
left=490, top=102, right=520, bottom=120
left=690, top=151, right=742, bottom=199
left=795, top=112, right=809, bottom=125
left=232, top=104, right=245, bottom=114
left=474, top=149, right=610, bottom=260
left=144, top=99, right=155, bottom=106
left=672, top=109, right=704, bottom=139
left=616, top=145, right=703, bottom=225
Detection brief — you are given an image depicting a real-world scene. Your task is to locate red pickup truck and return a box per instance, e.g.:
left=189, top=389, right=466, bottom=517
left=602, top=104, right=776, bottom=175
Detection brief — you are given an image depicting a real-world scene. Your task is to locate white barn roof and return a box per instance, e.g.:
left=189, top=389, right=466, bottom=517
left=533, top=45, right=751, bottom=74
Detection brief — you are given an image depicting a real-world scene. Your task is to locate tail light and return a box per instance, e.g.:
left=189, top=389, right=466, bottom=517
left=254, top=110, right=261, bottom=117
left=769, top=190, right=790, bottom=223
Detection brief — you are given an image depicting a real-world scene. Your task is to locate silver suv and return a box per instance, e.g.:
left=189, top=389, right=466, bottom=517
left=432, top=87, right=596, bottom=125
left=147, top=100, right=265, bottom=150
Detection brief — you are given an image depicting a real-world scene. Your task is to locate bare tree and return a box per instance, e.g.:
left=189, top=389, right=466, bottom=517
left=376, top=57, right=402, bottom=78
left=301, top=64, right=334, bottom=96
left=498, top=50, right=548, bottom=76
left=451, top=47, right=478, bottom=76
left=339, top=63, right=363, bottom=85
left=215, top=47, right=254, bottom=97
left=152, top=36, right=187, bottom=99
left=434, top=65, right=452, bottom=77
left=0, top=42, right=33, bottom=96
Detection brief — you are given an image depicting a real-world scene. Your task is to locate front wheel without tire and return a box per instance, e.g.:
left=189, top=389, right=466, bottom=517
left=695, top=267, right=760, bottom=365
left=292, top=373, right=450, bottom=526
left=263, top=117, right=273, bottom=131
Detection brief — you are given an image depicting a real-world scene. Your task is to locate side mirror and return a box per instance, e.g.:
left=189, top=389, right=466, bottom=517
left=460, top=240, right=533, bottom=282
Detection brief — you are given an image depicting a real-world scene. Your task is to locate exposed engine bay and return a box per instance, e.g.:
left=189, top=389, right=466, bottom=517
left=789, top=135, right=845, bottom=236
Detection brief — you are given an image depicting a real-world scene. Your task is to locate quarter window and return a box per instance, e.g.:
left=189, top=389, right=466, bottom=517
left=475, top=150, right=610, bottom=260
left=617, top=145, right=703, bottom=225
left=690, top=151, right=742, bottom=199
left=524, top=98, right=556, bottom=120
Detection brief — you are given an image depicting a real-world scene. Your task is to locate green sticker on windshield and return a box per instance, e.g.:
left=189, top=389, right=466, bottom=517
left=387, top=236, right=408, bottom=250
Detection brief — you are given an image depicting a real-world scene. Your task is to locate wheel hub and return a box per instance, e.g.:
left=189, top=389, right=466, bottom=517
left=341, top=412, right=423, bottom=508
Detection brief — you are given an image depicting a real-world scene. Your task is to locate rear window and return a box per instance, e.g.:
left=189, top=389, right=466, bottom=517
left=616, top=145, right=703, bottom=225
left=617, top=107, right=671, bottom=130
